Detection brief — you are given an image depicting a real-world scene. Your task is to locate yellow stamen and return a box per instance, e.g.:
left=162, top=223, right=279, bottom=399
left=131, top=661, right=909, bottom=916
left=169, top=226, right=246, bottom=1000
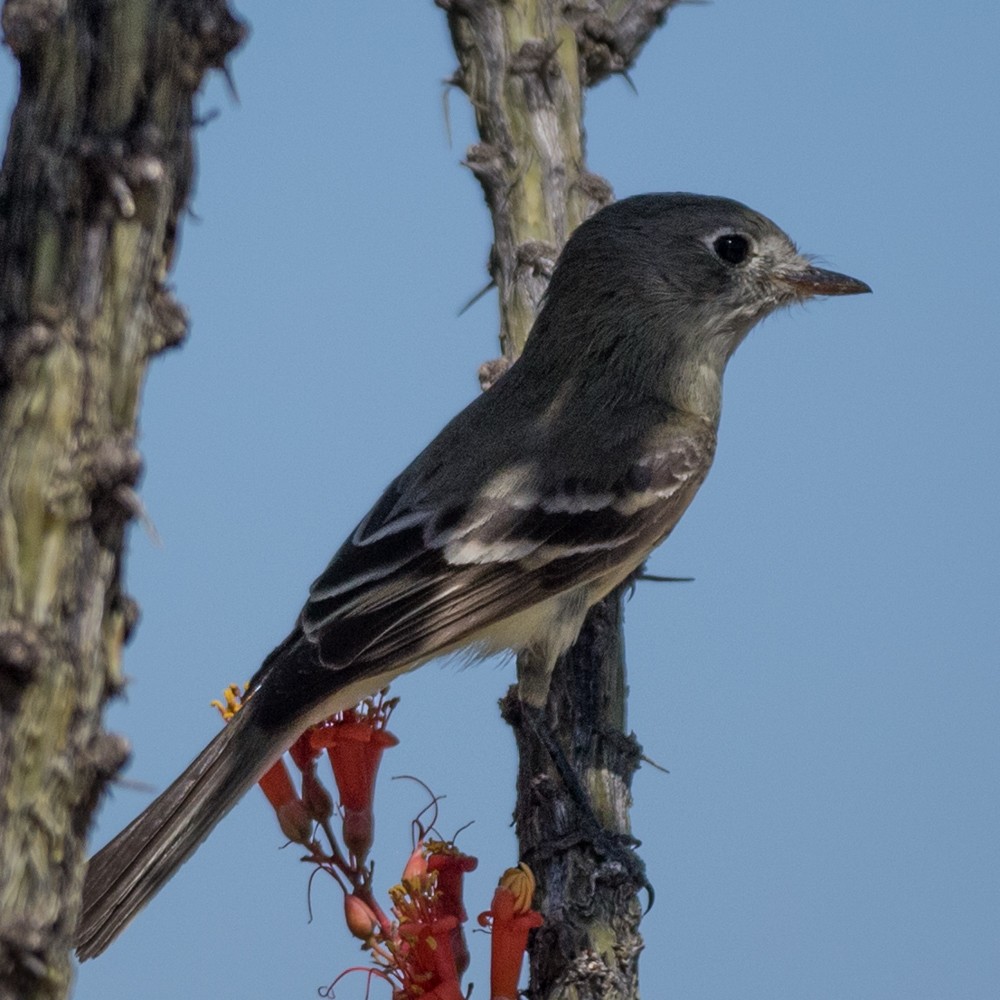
left=498, top=863, right=536, bottom=913
left=210, top=682, right=249, bottom=722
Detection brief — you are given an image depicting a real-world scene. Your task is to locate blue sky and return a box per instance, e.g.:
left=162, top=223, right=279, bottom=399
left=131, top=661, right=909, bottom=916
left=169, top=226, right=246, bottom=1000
left=2, top=2, right=997, bottom=997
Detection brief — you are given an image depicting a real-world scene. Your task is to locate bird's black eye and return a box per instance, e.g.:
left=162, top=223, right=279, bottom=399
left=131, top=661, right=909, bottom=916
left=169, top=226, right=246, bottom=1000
left=713, top=233, right=751, bottom=265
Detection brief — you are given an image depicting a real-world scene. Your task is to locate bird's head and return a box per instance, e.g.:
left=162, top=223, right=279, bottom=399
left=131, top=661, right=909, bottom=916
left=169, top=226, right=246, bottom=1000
left=528, top=193, right=870, bottom=419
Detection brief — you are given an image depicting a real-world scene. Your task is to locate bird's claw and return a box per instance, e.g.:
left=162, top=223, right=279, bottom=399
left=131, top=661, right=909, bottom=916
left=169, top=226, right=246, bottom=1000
left=590, top=827, right=654, bottom=910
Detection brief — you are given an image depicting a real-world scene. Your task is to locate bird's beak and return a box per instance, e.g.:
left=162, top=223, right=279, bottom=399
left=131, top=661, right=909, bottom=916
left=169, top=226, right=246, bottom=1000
left=775, top=263, right=872, bottom=298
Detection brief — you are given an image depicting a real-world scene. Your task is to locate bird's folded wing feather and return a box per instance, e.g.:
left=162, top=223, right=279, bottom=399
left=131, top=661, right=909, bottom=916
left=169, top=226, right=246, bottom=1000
left=299, top=432, right=713, bottom=676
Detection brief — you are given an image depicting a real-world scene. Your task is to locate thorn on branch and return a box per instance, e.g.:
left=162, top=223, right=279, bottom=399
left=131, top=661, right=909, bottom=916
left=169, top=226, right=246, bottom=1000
left=219, top=61, right=240, bottom=103
left=640, top=752, right=670, bottom=775
left=193, top=107, right=222, bottom=130
left=458, top=279, right=496, bottom=317
left=443, top=68, right=466, bottom=95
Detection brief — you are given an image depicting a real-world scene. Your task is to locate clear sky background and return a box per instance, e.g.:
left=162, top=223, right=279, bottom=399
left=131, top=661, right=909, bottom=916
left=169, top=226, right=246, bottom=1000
left=2, top=2, right=997, bottom=998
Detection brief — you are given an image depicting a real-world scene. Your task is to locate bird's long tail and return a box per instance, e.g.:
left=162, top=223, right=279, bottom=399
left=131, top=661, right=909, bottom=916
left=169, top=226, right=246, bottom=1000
left=75, top=704, right=287, bottom=960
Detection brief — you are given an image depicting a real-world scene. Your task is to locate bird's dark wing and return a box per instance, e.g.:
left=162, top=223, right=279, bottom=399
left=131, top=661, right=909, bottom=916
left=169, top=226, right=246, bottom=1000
left=298, top=431, right=714, bottom=679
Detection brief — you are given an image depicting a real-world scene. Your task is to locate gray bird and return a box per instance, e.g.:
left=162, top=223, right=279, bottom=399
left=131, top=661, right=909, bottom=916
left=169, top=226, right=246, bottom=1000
left=77, top=193, right=870, bottom=959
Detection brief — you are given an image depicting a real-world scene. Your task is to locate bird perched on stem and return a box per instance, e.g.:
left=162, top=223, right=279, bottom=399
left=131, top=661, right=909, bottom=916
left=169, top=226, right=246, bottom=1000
left=77, top=193, right=870, bottom=959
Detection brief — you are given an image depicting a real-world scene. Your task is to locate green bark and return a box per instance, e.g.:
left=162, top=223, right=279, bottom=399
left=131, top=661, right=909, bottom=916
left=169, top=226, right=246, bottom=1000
left=0, top=3, right=245, bottom=997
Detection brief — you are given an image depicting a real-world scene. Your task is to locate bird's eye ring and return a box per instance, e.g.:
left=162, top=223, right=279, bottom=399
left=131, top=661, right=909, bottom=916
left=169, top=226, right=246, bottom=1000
left=712, top=233, right=751, bottom=265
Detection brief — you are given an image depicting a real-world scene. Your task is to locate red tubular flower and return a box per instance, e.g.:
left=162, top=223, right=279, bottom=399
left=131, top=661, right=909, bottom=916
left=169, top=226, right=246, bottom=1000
left=425, top=843, right=478, bottom=978
left=310, top=692, right=399, bottom=861
left=257, top=758, right=295, bottom=811
left=478, top=864, right=544, bottom=1000
left=257, top=759, right=313, bottom=845
left=426, top=844, right=478, bottom=923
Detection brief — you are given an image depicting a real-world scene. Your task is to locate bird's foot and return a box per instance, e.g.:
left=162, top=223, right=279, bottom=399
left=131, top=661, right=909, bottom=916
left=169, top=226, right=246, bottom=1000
left=518, top=700, right=654, bottom=908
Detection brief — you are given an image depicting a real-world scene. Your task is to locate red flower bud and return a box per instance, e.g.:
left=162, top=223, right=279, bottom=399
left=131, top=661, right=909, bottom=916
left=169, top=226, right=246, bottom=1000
left=401, top=842, right=428, bottom=882
left=343, top=893, right=378, bottom=942
left=258, top=760, right=312, bottom=845
left=275, top=798, right=313, bottom=846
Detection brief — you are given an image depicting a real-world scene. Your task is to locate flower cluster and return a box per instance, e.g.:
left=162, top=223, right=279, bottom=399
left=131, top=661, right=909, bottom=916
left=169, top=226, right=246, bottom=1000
left=379, top=841, right=480, bottom=997
left=212, top=685, right=398, bottom=857
left=213, top=686, right=542, bottom=998
left=383, top=862, right=469, bottom=998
